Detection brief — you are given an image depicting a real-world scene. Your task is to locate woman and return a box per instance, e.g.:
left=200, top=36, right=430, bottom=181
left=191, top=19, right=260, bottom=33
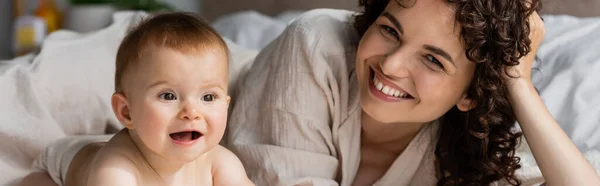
left=225, top=0, right=600, bottom=185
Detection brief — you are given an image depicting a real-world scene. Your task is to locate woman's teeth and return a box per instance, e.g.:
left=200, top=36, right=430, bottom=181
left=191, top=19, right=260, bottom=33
left=373, top=76, right=411, bottom=98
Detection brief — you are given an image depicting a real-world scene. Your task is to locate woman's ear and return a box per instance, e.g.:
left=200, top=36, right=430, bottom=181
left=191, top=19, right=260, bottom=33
left=112, top=93, right=134, bottom=129
left=456, top=94, right=476, bottom=112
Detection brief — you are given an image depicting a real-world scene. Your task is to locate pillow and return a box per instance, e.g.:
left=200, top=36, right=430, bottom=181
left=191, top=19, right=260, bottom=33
left=212, top=10, right=296, bottom=50
left=534, top=15, right=600, bottom=152
left=0, top=11, right=147, bottom=185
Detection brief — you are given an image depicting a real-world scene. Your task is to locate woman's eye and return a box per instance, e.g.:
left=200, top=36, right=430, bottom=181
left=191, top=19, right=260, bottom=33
left=202, top=94, right=216, bottom=102
left=379, top=24, right=399, bottom=40
left=159, top=92, right=177, bottom=100
left=427, top=55, right=444, bottom=69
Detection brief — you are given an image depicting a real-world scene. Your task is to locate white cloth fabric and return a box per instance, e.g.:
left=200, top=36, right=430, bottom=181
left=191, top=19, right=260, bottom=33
left=31, top=135, right=112, bottom=186
left=0, top=11, right=147, bottom=185
left=212, top=10, right=305, bottom=51
left=533, top=15, right=600, bottom=152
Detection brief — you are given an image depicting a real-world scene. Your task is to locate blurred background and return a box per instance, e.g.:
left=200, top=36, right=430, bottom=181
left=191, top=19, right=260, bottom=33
left=1, top=0, right=600, bottom=60
left=1, top=0, right=201, bottom=60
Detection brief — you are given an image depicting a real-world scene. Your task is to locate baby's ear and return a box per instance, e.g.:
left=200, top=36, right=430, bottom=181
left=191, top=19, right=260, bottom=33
left=456, top=94, right=476, bottom=112
left=111, top=93, right=134, bottom=129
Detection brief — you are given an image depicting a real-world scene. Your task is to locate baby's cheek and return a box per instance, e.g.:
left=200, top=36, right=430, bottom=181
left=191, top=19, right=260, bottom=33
left=138, top=106, right=173, bottom=137
left=207, top=109, right=228, bottom=135
left=214, top=113, right=228, bottom=132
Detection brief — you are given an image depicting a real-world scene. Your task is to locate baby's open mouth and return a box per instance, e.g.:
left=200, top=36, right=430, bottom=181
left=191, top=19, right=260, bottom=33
left=169, top=131, right=202, bottom=141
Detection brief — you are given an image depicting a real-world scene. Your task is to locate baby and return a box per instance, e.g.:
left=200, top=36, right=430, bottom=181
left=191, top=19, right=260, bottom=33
left=22, top=12, right=254, bottom=186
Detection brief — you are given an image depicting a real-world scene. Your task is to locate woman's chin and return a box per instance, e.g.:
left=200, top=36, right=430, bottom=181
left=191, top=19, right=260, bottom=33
left=361, top=103, right=437, bottom=126
left=361, top=104, right=404, bottom=124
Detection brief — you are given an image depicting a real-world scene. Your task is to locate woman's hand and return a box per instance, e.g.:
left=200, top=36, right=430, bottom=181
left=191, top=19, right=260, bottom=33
left=505, top=11, right=545, bottom=84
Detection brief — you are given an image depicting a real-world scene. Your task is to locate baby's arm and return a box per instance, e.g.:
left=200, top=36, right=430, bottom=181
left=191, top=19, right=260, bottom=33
left=87, top=155, right=139, bottom=186
left=212, top=145, right=255, bottom=186
left=20, top=172, right=58, bottom=186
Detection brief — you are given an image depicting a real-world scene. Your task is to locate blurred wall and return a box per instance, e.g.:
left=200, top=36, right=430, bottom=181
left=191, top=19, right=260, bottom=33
left=24, top=0, right=201, bottom=14
left=0, top=0, right=201, bottom=60
left=202, top=0, right=357, bottom=21
left=202, top=0, right=600, bottom=21
left=0, top=1, right=13, bottom=60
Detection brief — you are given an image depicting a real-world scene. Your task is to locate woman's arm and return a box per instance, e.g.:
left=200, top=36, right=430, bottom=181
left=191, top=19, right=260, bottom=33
left=508, top=12, right=600, bottom=186
left=509, top=79, right=600, bottom=185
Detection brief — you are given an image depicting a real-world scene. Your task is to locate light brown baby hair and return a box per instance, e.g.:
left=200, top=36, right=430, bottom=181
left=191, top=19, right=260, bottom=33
left=114, top=12, right=228, bottom=94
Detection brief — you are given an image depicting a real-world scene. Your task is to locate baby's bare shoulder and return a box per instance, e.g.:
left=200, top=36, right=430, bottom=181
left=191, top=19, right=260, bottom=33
left=208, top=145, right=240, bottom=168
left=210, top=145, right=255, bottom=186
left=87, top=156, right=139, bottom=186
left=87, top=150, right=139, bottom=186
left=87, top=131, right=141, bottom=185
left=208, top=145, right=232, bottom=158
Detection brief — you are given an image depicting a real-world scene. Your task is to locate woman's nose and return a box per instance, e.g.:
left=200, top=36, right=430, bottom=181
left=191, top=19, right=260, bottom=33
left=380, top=49, right=412, bottom=79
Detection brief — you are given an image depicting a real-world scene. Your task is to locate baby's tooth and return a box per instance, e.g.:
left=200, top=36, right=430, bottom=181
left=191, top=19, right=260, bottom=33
left=394, top=90, right=400, bottom=97
left=376, top=82, right=383, bottom=90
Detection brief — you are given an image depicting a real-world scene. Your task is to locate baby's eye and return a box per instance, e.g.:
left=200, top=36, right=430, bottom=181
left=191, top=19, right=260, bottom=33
left=202, top=94, right=216, bottom=102
left=159, top=92, right=177, bottom=100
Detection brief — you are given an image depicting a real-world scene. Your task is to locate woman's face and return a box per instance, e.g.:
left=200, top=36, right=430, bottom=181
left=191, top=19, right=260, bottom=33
left=356, top=0, right=476, bottom=124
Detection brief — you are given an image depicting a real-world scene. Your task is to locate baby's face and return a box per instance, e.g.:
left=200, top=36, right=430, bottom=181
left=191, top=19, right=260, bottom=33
left=126, top=45, right=229, bottom=163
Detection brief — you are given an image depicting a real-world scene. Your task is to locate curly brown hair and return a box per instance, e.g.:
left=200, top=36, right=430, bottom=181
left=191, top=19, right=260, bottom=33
left=353, top=0, right=541, bottom=185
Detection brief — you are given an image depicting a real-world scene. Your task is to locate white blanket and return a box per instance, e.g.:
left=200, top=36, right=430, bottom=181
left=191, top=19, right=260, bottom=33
left=0, top=10, right=598, bottom=185
left=0, top=11, right=146, bottom=185
left=533, top=15, right=600, bottom=152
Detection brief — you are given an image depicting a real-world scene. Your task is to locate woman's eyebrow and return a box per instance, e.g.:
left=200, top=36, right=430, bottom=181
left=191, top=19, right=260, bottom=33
left=382, top=12, right=404, bottom=35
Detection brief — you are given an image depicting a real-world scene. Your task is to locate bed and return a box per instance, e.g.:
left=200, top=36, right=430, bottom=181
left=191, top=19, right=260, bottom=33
left=1, top=0, right=599, bottom=185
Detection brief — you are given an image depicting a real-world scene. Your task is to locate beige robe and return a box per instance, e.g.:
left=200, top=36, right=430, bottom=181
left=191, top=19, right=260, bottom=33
left=225, top=9, right=545, bottom=186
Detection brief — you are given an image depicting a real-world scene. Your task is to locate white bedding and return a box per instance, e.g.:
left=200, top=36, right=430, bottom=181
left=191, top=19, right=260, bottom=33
left=0, top=10, right=598, bottom=185
left=0, top=11, right=146, bottom=185
left=533, top=15, right=600, bottom=152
